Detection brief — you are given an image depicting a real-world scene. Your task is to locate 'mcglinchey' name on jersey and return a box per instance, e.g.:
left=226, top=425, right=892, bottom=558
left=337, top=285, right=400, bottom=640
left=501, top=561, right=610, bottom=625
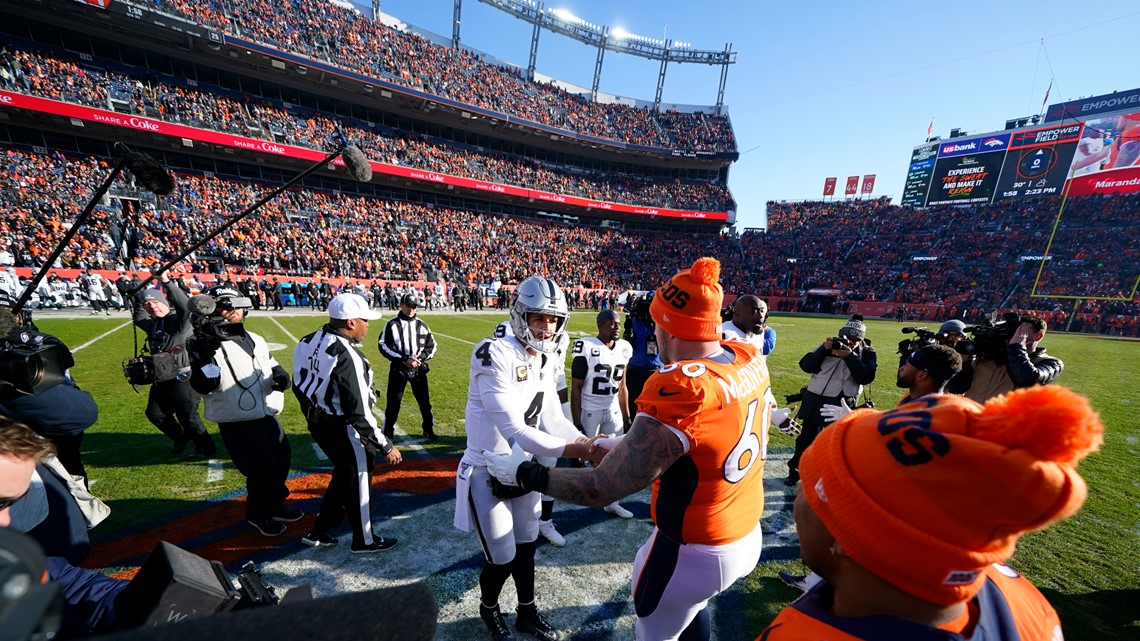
left=571, top=336, right=633, bottom=411
left=637, top=340, right=774, bottom=546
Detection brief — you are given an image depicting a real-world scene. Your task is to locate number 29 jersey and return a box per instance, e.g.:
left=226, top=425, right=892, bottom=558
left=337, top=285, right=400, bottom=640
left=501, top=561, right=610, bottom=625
left=571, top=336, right=633, bottom=411
left=636, top=340, right=775, bottom=546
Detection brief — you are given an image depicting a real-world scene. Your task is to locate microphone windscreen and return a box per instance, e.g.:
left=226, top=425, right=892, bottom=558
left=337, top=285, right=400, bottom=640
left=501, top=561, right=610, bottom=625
left=123, top=151, right=176, bottom=195
left=0, top=306, right=17, bottom=337
left=103, top=582, right=437, bottom=641
left=187, top=295, right=217, bottom=316
left=340, top=145, right=373, bottom=183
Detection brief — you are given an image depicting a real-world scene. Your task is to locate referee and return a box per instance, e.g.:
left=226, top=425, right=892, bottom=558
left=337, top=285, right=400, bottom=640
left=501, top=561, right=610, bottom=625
left=292, top=292, right=402, bottom=553
left=378, top=294, right=437, bottom=442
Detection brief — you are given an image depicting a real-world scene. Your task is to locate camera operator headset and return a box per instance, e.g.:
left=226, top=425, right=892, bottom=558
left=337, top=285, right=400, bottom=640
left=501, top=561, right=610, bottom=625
left=950, top=313, right=1064, bottom=402
left=784, top=314, right=877, bottom=487
left=132, top=272, right=217, bottom=460
left=621, top=292, right=662, bottom=421
left=186, top=287, right=300, bottom=537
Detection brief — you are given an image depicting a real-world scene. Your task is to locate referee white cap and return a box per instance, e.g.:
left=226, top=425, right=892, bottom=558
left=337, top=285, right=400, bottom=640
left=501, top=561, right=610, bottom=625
left=329, top=293, right=382, bottom=321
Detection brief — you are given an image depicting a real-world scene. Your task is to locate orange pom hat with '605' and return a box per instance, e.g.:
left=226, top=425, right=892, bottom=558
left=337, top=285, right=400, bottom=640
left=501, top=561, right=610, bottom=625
left=650, top=257, right=724, bottom=341
left=800, top=386, right=1103, bottom=606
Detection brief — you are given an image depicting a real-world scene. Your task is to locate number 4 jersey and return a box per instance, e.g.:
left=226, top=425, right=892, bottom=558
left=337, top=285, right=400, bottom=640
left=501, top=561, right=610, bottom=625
left=571, top=336, right=633, bottom=411
left=637, top=340, right=774, bottom=546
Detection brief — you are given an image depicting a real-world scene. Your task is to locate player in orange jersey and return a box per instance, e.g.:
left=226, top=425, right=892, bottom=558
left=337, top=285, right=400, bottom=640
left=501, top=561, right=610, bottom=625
left=486, top=257, right=796, bottom=641
left=758, top=387, right=1103, bottom=641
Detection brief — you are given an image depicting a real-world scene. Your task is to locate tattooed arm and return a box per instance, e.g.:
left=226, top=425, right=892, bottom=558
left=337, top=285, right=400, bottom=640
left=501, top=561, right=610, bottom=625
left=543, top=414, right=686, bottom=507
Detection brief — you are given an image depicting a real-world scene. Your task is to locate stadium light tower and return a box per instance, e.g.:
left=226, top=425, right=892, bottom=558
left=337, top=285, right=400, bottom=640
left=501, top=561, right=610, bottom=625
left=461, top=0, right=736, bottom=112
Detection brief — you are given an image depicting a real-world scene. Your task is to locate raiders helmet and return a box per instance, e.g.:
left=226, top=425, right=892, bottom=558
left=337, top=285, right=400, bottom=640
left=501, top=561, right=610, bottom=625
left=509, top=276, right=569, bottom=354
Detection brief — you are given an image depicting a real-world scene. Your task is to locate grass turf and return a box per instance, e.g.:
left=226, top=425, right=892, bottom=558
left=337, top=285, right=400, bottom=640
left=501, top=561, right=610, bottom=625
left=35, top=310, right=1140, bottom=640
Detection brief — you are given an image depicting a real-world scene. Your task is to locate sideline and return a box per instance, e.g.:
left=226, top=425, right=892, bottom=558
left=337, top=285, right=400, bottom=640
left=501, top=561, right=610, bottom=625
left=72, top=321, right=131, bottom=352
left=268, top=315, right=299, bottom=343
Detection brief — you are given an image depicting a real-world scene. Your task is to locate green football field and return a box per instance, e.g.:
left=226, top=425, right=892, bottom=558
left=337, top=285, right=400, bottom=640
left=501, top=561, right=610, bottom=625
left=31, top=310, right=1140, bottom=640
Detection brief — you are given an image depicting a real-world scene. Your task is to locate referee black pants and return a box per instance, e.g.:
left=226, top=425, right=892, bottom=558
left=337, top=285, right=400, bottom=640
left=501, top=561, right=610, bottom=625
left=382, top=365, right=434, bottom=438
left=308, top=419, right=378, bottom=547
left=218, top=416, right=292, bottom=521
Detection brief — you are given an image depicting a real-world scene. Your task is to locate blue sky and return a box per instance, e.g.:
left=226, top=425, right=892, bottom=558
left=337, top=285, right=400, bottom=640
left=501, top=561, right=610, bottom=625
left=374, top=0, right=1140, bottom=229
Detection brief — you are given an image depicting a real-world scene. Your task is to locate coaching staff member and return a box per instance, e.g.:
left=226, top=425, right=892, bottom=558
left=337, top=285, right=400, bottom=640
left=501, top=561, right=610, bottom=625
left=134, top=272, right=217, bottom=460
left=378, top=294, right=437, bottom=442
left=292, top=293, right=402, bottom=553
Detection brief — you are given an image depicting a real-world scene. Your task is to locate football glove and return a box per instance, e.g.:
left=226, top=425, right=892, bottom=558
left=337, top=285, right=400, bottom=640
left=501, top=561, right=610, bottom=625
left=772, top=407, right=802, bottom=436
left=482, top=443, right=530, bottom=486
left=819, top=399, right=852, bottom=424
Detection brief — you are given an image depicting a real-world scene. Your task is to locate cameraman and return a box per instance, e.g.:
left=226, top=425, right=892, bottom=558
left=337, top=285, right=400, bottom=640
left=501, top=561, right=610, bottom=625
left=954, top=316, right=1063, bottom=402
left=784, top=314, right=877, bottom=487
left=134, top=274, right=217, bottom=460
left=0, top=292, right=98, bottom=485
left=721, top=294, right=776, bottom=355
left=622, top=292, right=662, bottom=419
left=187, top=287, right=300, bottom=537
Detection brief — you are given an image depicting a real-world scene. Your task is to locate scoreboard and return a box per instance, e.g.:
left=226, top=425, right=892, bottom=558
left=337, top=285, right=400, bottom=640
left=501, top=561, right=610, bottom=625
left=993, top=124, right=1083, bottom=200
left=925, top=133, right=1010, bottom=206
left=901, top=143, right=937, bottom=207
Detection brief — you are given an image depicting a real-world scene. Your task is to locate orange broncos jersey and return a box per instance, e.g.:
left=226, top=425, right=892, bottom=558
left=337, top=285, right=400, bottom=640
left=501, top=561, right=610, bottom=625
left=758, top=564, right=1062, bottom=641
left=637, top=340, right=774, bottom=546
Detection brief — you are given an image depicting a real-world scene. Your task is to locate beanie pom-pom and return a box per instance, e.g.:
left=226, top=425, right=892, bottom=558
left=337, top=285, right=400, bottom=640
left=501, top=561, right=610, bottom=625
left=975, top=387, right=1104, bottom=467
left=851, top=313, right=865, bottom=322
left=688, top=257, right=721, bottom=286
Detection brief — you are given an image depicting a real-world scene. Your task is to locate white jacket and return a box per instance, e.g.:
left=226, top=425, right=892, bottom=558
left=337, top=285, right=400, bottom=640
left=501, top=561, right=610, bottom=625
left=201, top=332, right=285, bottom=423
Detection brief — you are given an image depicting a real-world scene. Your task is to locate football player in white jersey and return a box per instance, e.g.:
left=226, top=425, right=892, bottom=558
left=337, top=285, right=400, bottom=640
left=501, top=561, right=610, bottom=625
left=494, top=318, right=572, bottom=545
left=456, top=276, right=599, bottom=641
left=570, top=309, right=634, bottom=519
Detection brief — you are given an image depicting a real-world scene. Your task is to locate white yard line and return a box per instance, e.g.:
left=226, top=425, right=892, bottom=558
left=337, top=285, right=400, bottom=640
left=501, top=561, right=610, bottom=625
left=268, top=315, right=299, bottom=343
left=206, top=459, right=225, bottom=483
left=71, top=321, right=131, bottom=352
left=433, top=332, right=476, bottom=346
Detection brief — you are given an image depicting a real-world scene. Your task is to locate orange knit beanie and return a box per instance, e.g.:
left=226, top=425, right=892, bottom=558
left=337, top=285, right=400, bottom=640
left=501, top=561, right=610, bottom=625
left=649, top=257, right=724, bottom=341
left=800, top=387, right=1103, bottom=606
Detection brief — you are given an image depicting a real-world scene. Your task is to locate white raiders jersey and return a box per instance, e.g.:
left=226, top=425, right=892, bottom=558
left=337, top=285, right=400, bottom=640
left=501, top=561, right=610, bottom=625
left=463, top=334, right=580, bottom=465
left=494, top=320, right=569, bottom=392
left=83, top=273, right=106, bottom=299
left=571, top=336, right=633, bottom=411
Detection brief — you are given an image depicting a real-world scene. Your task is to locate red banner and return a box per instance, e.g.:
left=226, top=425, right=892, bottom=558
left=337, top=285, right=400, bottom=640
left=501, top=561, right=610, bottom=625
left=861, top=174, right=876, bottom=194
left=78, top=0, right=112, bottom=6
left=0, top=90, right=727, bottom=221
left=1065, top=167, right=1140, bottom=197
left=844, top=176, right=859, bottom=196
left=823, top=177, right=837, bottom=196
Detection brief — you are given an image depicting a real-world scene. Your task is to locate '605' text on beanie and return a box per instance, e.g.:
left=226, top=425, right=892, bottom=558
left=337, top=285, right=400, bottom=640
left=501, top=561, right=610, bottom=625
left=650, top=257, right=723, bottom=341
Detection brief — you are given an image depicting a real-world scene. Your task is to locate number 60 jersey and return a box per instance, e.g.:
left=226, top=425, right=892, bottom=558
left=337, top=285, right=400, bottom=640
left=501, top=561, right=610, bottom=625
left=636, top=340, right=776, bottom=546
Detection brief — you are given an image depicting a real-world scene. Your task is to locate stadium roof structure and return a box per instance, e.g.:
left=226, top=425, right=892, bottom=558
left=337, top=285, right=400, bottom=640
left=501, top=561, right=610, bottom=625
left=462, top=0, right=736, bottom=113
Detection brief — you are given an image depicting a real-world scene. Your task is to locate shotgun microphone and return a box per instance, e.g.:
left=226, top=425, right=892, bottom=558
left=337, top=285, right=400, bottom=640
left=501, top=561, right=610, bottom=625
left=115, top=143, right=176, bottom=195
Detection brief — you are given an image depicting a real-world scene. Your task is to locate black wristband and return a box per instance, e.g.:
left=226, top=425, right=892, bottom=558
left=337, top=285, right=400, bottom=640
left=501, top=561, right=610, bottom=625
left=516, top=461, right=550, bottom=495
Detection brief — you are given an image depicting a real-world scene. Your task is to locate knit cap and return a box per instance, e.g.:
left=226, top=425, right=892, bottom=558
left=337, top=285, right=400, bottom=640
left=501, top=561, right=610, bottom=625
left=140, top=288, right=168, bottom=305
left=650, top=257, right=724, bottom=341
left=799, top=386, right=1102, bottom=606
left=838, top=314, right=866, bottom=341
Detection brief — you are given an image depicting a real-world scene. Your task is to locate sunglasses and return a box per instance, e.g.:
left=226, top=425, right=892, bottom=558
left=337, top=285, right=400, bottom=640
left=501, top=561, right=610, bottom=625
left=0, top=489, right=28, bottom=511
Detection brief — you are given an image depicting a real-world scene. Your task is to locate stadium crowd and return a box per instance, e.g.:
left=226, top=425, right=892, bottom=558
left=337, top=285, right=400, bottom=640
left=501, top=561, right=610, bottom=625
left=0, top=46, right=734, bottom=212
left=144, top=0, right=736, bottom=153
left=0, top=148, right=1136, bottom=335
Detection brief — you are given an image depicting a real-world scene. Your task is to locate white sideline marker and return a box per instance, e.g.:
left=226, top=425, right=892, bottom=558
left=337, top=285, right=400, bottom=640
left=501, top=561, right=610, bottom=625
left=268, top=316, right=299, bottom=343
left=206, top=459, right=225, bottom=483
left=72, top=321, right=131, bottom=352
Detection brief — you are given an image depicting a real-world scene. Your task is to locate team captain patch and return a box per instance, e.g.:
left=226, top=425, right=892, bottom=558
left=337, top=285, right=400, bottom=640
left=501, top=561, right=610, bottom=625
left=516, top=365, right=529, bottom=381
left=590, top=348, right=601, bottom=356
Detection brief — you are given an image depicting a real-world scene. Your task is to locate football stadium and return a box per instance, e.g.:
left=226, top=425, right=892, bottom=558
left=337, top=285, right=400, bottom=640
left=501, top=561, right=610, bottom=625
left=0, top=1, right=1136, bottom=640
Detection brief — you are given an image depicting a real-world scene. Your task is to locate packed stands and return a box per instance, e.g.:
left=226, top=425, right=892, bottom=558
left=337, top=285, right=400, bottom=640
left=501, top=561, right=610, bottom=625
left=1, top=148, right=1135, bottom=335
left=0, top=45, right=734, bottom=212
left=145, top=0, right=736, bottom=153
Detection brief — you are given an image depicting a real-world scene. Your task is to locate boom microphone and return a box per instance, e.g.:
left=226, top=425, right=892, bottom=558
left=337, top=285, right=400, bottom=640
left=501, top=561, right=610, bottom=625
left=120, top=147, right=176, bottom=195
left=188, top=294, right=217, bottom=316
left=340, top=145, right=373, bottom=182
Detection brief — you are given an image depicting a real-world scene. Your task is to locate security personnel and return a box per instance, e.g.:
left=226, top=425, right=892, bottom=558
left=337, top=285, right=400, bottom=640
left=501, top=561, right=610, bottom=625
left=134, top=272, right=216, bottom=460
left=188, top=286, right=300, bottom=537
left=378, top=294, right=437, bottom=442
left=292, top=293, right=402, bottom=552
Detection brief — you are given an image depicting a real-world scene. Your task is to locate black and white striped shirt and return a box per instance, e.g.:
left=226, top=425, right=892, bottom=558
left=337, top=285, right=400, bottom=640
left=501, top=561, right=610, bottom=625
left=378, top=313, right=437, bottom=364
left=292, top=325, right=390, bottom=452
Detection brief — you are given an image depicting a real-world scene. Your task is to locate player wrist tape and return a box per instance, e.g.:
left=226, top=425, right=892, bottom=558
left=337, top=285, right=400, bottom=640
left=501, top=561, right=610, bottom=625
left=516, top=461, right=550, bottom=494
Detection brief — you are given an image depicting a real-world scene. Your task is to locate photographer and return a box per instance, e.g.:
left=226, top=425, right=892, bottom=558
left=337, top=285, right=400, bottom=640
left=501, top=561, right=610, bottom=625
left=187, top=287, right=300, bottom=537
left=720, top=294, right=776, bottom=355
left=622, top=292, right=662, bottom=418
left=133, top=274, right=217, bottom=460
left=0, top=292, right=98, bottom=485
left=377, top=294, right=437, bottom=442
left=953, top=315, right=1064, bottom=402
left=784, top=314, right=877, bottom=487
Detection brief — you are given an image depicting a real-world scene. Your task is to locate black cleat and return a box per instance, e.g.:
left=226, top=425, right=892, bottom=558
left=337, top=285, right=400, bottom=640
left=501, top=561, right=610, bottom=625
left=515, top=607, right=566, bottom=641
left=351, top=537, right=398, bottom=553
left=778, top=570, right=811, bottom=594
left=248, top=518, right=286, bottom=537
left=272, top=508, right=305, bottom=523
left=301, top=530, right=338, bottom=547
left=480, top=604, right=514, bottom=641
